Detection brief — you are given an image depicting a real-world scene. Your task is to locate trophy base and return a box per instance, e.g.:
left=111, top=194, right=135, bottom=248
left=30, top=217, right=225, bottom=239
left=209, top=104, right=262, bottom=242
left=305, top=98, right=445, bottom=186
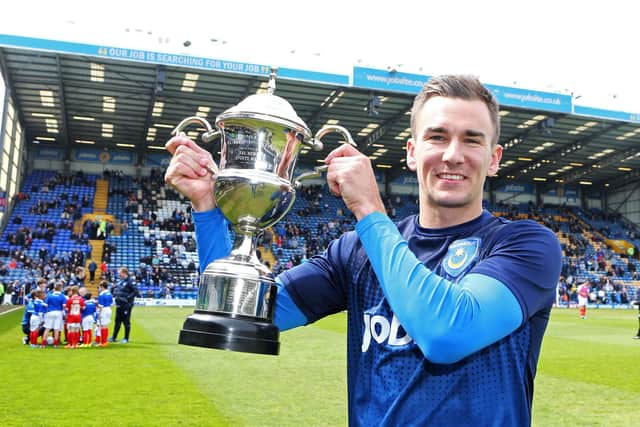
left=179, top=311, right=280, bottom=355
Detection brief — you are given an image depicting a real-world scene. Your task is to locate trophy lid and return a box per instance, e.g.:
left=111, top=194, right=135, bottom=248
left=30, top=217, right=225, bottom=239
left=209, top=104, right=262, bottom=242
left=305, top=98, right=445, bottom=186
left=216, top=69, right=312, bottom=140
left=217, top=93, right=311, bottom=138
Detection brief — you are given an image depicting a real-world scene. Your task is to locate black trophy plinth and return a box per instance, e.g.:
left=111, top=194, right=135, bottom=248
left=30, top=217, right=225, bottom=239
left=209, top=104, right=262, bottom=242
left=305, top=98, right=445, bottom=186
left=179, top=311, right=280, bottom=355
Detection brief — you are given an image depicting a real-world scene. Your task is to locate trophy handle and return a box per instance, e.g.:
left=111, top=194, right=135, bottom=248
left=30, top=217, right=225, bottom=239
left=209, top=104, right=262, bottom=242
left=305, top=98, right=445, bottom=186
left=171, top=116, right=221, bottom=175
left=293, top=166, right=326, bottom=188
left=305, top=124, right=356, bottom=151
left=172, top=116, right=221, bottom=143
left=294, top=125, right=357, bottom=187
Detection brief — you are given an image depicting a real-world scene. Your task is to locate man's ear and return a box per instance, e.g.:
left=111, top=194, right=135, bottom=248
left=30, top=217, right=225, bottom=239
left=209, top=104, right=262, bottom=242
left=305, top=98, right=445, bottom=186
left=487, top=144, right=503, bottom=177
left=406, top=138, right=417, bottom=171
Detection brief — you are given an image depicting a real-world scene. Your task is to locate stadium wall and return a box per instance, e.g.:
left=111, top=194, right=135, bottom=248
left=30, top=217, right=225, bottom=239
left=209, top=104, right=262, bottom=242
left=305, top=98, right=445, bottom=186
left=32, top=158, right=141, bottom=176
left=0, top=85, right=28, bottom=231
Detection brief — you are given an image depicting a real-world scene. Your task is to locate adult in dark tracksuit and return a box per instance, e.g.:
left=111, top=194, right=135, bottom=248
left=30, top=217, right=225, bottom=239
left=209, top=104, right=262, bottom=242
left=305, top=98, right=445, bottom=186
left=110, top=267, right=138, bottom=343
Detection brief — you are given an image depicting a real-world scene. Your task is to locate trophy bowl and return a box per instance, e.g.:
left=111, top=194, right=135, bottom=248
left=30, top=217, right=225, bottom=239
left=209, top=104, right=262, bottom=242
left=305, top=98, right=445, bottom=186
left=173, top=69, right=355, bottom=355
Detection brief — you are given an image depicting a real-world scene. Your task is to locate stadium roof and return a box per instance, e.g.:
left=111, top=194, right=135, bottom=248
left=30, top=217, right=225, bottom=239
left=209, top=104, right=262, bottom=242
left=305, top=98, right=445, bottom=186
left=2, top=39, right=640, bottom=192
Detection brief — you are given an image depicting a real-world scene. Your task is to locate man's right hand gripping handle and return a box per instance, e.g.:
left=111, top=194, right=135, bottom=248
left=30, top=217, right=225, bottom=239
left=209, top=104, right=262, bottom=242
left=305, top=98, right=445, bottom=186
left=164, top=133, right=218, bottom=213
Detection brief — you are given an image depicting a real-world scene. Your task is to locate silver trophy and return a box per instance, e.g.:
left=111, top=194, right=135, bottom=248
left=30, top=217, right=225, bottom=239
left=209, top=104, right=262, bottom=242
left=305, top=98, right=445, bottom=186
left=172, top=68, right=355, bottom=355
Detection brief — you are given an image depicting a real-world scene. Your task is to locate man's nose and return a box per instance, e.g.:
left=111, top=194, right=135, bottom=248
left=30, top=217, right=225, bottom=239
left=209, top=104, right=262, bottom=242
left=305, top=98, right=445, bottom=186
left=442, top=139, right=464, bottom=163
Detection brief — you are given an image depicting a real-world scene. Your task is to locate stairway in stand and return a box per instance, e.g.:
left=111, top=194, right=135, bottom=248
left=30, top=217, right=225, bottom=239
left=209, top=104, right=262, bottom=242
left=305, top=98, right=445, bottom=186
left=85, top=240, right=104, bottom=295
left=260, top=246, right=277, bottom=271
left=93, top=179, right=109, bottom=214
left=74, top=179, right=111, bottom=295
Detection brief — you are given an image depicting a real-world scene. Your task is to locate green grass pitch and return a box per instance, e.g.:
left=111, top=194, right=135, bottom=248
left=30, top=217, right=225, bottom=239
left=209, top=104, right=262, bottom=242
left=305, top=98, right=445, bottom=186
left=0, top=306, right=638, bottom=426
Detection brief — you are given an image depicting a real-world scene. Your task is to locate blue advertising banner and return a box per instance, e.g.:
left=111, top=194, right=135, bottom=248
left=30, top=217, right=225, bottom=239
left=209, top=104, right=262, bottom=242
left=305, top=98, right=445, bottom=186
left=564, top=187, right=578, bottom=201
left=353, top=67, right=428, bottom=94
left=496, top=183, right=534, bottom=194
left=391, top=174, right=418, bottom=186
left=74, top=148, right=134, bottom=165
left=574, top=105, right=640, bottom=124
left=485, top=84, right=572, bottom=114
left=544, top=186, right=579, bottom=202
left=35, top=146, right=63, bottom=160
left=74, top=149, right=101, bottom=163
left=0, top=34, right=348, bottom=86
left=277, top=67, right=348, bottom=86
left=146, top=152, right=171, bottom=168
left=353, top=66, right=573, bottom=114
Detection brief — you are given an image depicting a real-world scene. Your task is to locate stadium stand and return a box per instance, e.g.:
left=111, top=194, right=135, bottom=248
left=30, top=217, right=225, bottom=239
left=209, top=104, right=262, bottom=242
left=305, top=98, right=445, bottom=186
left=1, top=168, right=638, bottom=307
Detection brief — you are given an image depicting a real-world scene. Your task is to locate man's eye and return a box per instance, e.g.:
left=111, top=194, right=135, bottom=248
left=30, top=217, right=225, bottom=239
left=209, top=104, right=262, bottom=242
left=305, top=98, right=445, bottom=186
left=427, top=135, right=445, bottom=141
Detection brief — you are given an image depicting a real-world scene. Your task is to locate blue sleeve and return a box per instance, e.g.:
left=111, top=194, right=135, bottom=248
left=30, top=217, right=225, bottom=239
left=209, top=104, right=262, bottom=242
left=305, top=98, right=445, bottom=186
left=356, top=212, right=524, bottom=364
left=193, top=207, right=309, bottom=331
left=273, top=277, right=308, bottom=331
left=278, top=233, right=356, bottom=322
left=470, top=219, right=562, bottom=319
left=193, top=208, right=233, bottom=271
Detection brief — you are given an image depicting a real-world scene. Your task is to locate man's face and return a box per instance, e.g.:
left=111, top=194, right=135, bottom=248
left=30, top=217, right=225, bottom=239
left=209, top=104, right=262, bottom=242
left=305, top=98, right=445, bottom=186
left=407, top=96, right=502, bottom=214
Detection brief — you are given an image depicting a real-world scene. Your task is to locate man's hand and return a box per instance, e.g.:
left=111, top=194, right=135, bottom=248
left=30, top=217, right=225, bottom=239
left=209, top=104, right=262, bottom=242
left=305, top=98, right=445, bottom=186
left=325, top=144, right=387, bottom=221
left=164, top=133, right=218, bottom=212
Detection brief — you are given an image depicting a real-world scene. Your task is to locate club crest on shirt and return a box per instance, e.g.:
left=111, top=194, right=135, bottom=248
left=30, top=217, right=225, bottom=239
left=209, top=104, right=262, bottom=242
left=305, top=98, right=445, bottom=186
left=442, top=238, right=480, bottom=277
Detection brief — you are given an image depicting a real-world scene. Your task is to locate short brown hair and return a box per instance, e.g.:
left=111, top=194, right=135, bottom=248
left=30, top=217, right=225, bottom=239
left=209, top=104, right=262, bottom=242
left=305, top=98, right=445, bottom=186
left=410, top=75, right=500, bottom=146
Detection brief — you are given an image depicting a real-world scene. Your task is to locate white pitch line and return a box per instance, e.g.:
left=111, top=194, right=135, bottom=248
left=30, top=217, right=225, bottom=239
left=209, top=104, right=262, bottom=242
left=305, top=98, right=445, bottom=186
left=0, top=306, right=22, bottom=316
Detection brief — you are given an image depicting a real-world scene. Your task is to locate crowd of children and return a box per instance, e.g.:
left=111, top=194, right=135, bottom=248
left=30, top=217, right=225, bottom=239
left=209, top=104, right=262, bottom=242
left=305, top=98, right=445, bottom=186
left=22, top=279, right=113, bottom=348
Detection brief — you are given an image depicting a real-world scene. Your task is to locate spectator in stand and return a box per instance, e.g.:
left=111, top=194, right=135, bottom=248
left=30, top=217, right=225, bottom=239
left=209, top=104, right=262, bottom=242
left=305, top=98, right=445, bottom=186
left=96, top=218, right=107, bottom=239
left=88, top=258, right=97, bottom=282
left=69, top=266, right=86, bottom=288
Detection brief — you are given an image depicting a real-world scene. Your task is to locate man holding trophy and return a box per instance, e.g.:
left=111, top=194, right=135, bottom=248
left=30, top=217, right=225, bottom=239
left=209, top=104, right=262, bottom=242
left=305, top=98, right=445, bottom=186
left=165, top=74, right=561, bottom=426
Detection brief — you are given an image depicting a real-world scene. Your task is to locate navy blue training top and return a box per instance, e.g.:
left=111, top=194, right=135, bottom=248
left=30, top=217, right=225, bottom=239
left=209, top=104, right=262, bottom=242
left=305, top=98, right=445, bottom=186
left=279, top=211, right=561, bottom=426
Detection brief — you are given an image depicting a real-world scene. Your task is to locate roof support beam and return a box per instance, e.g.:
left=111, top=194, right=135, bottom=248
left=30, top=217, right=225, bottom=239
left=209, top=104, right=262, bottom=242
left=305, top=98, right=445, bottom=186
left=600, top=169, right=640, bottom=191
left=359, top=102, right=413, bottom=148
left=368, top=103, right=413, bottom=182
left=139, top=65, right=166, bottom=164
left=237, top=77, right=258, bottom=105
left=540, top=122, right=626, bottom=190
left=304, top=87, right=343, bottom=131
left=493, top=113, right=566, bottom=184
left=609, top=180, right=640, bottom=213
left=55, top=54, right=72, bottom=164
